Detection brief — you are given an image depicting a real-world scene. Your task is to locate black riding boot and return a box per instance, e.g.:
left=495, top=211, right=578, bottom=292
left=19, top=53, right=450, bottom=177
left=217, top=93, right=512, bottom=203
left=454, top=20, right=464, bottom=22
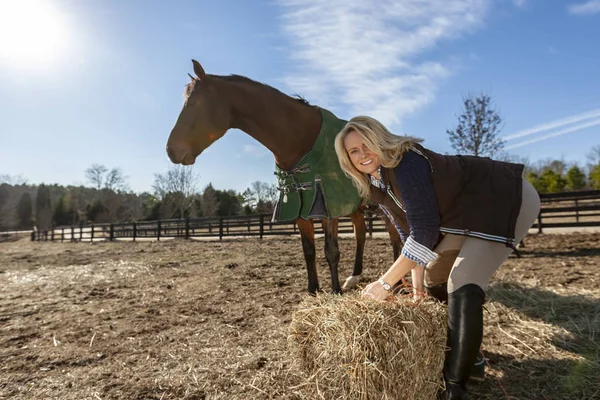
left=443, top=284, right=485, bottom=400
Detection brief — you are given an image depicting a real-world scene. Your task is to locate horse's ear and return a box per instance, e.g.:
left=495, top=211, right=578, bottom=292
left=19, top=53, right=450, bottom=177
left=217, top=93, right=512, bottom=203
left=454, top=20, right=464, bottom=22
left=188, top=73, right=195, bottom=82
left=192, top=59, right=206, bottom=80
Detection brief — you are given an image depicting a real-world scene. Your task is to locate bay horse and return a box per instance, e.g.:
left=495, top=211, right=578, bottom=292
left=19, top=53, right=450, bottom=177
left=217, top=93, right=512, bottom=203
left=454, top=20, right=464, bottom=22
left=166, top=60, right=401, bottom=294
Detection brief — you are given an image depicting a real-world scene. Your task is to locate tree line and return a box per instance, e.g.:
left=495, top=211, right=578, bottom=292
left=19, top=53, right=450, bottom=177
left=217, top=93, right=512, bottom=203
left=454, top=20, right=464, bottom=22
left=0, top=166, right=278, bottom=231
left=2, top=93, right=599, bottom=232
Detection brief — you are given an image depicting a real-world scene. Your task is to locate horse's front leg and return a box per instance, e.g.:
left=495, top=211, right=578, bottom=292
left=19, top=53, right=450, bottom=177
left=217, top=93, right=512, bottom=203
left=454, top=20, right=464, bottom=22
left=342, top=210, right=366, bottom=291
left=296, top=218, right=319, bottom=294
left=322, top=217, right=341, bottom=294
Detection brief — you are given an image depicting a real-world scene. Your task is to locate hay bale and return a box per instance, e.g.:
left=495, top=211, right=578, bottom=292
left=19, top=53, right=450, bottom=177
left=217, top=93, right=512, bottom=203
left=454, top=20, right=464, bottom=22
left=288, top=293, right=447, bottom=400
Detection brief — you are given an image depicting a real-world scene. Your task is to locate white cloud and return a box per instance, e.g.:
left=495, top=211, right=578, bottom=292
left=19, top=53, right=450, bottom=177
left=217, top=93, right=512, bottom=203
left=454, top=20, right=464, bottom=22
left=568, top=1, right=600, bottom=15
left=243, top=144, right=270, bottom=157
left=502, top=108, right=600, bottom=141
left=505, top=118, right=600, bottom=149
left=277, top=0, right=490, bottom=128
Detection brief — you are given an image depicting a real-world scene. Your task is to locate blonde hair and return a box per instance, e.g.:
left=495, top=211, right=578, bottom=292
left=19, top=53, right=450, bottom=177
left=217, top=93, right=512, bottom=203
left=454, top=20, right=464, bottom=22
left=334, top=116, right=423, bottom=200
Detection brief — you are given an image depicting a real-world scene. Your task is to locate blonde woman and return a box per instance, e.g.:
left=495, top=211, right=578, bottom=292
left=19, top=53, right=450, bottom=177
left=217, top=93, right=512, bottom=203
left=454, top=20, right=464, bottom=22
left=334, top=116, right=540, bottom=400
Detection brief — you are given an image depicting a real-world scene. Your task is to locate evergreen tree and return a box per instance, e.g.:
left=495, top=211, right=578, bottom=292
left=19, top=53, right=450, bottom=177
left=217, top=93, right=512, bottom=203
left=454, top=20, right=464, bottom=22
left=526, top=172, right=546, bottom=193
left=201, top=184, right=220, bottom=217
left=35, top=184, right=52, bottom=230
left=17, top=192, right=33, bottom=229
left=566, top=166, right=586, bottom=191
left=53, top=196, right=74, bottom=226
left=589, top=164, right=600, bottom=189
left=541, top=170, right=567, bottom=193
left=86, top=200, right=108, bottom=222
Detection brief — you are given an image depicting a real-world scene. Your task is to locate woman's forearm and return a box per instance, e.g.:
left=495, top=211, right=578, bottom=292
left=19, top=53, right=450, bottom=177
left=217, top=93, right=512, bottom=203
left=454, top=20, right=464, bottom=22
left=381, top=254, right=417, bottom=287
left=411, top=265, right=425, bottom=296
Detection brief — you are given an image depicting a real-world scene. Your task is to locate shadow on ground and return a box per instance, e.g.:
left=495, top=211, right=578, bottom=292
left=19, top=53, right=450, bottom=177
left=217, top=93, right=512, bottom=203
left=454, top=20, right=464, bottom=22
left=469, top=282, right=600, bottom=400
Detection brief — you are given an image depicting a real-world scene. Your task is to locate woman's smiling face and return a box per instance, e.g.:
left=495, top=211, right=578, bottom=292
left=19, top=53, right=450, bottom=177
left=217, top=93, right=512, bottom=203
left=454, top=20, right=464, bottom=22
left=343, top=130, right=380, bottom=177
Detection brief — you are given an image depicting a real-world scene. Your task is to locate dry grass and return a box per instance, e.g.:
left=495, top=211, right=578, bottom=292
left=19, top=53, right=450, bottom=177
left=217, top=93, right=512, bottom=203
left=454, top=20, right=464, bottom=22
left=288, top=293, right=447, bottom=400
left=476, top=280, right=600, bottom=400
left=0, top=233, right=599, bottom=399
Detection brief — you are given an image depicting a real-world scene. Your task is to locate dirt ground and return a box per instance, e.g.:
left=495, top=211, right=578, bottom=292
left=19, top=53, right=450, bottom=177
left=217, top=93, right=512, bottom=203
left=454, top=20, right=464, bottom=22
left=1, top=233, right=599, bottom=400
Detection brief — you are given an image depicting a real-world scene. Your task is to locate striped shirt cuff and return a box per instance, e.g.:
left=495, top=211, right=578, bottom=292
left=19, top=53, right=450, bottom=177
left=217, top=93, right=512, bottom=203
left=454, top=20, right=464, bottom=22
left=401, top=236, right=439, bottom=266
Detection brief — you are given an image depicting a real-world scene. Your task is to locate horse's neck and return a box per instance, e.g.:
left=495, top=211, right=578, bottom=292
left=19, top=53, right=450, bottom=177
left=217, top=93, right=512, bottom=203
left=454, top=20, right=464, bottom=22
left=213, top=77, right=322, bottom=170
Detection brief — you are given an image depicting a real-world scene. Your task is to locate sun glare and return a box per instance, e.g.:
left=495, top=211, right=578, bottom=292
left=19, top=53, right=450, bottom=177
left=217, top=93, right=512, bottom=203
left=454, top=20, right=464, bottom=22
left=0, top=0, right=69, bottom=69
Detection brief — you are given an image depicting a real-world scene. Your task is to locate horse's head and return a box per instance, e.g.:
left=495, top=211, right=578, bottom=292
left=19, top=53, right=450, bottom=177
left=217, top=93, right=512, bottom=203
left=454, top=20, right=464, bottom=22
left=166, top=60, right=231, bottom=165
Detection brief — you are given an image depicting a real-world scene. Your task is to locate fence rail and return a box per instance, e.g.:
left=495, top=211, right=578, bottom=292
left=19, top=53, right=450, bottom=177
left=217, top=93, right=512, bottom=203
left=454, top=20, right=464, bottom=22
left=25, top=189, right=600, bottom=242
left=534, top=190, right=600, bottom=232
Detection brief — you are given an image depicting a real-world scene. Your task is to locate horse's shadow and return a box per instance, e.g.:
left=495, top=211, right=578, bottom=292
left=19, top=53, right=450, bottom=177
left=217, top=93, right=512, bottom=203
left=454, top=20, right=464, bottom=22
left=470, top=282, right=600, bottom=400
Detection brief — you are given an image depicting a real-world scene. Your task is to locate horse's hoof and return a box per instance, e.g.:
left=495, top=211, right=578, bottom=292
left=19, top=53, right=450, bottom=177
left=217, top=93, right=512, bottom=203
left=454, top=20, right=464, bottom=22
left=342, top=275, right=361, bottom=292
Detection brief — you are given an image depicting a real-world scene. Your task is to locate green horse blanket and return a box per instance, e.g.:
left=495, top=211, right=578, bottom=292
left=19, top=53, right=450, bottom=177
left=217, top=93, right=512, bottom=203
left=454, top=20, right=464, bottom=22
left=271, top=107, right=361, bottom=222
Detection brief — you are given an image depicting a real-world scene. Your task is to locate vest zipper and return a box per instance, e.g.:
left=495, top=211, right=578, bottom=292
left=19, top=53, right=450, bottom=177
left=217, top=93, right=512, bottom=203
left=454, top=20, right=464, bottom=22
left=410, top=146, right=433, bottom=173
left=387, top=186, right=405, bottom=212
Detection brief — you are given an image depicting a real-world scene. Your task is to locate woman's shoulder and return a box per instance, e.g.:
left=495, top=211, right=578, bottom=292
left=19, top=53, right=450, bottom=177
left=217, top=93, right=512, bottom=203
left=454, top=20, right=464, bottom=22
left=396, top=147, right=430, bottom=168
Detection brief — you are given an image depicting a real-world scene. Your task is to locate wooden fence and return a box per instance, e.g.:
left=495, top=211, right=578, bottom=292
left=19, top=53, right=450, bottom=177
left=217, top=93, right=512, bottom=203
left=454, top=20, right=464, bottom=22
left=534, top=190, right=600, bottom=233
left=31, top=190, right=600, bottom=242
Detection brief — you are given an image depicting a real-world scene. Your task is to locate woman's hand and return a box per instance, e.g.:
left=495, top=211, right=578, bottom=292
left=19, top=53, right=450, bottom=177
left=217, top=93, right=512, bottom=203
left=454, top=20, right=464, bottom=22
left=362, top=280, right=389, bottom=302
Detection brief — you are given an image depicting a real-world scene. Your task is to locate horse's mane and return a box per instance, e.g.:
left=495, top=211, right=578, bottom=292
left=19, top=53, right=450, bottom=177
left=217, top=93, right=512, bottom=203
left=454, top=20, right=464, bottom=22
left=183, top=74, right=312, bottom=106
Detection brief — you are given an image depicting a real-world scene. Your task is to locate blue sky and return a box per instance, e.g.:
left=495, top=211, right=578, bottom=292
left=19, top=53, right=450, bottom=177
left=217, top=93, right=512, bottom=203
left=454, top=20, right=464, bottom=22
left=0, top=0, right=599, bottom=194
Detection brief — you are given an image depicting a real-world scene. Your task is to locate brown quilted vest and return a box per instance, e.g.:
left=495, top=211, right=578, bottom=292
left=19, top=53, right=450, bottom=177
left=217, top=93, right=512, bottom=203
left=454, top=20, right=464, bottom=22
left=369, top=144, right=524, bottom=248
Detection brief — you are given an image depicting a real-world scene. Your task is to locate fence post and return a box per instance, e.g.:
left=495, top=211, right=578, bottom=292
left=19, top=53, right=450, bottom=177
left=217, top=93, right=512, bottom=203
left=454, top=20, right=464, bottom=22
left=71, top=225, right=75, bottom=242
left=133, top=222, right=137, bottom=242
left=109, top=224, right=114, bottom=241
left=575, top=199, right=579, bottom=223
left=156, top=220, right=161, bottom=241
left=259, top=214, right=264, bottom=239
left=185, top=217, right=190, bottom=239
left=61, top=228, right=64, bottom=242
left=537, top=211, right=543, bottom=234
left=90, top=224, right=94, bottom=242
left=219, top=217, right=224, bottom=240
left=79, top=222, right=83, bottom=242
left=368, top=215, right=373, bottom=238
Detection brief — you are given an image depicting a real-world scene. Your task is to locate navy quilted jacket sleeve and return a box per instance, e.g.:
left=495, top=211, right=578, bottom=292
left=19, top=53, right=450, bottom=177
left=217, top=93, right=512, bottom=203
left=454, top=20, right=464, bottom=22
left=393, top=151, right=441, bottom=265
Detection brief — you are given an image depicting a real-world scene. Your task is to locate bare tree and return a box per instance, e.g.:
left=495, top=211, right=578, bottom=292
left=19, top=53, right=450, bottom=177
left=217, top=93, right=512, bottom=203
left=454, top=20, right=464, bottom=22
left=587, top=145, right=600, bottom=168
left=0, top=174, right=27, bottom=185
left=152, top=165, right=200, bottom=218
left=85, top=164, right=128, bottom=192
left=245, top=181, right=279, bottom=213
left=105, top=168, right=129, bottom=192
left=447, top=93, right=504, bottom=158
left=85, top=164, right=108, bottom=190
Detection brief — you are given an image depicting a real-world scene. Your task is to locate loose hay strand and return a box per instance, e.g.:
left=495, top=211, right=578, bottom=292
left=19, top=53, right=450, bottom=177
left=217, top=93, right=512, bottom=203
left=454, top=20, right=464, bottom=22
left=288, top=292, right=447, bottom=400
